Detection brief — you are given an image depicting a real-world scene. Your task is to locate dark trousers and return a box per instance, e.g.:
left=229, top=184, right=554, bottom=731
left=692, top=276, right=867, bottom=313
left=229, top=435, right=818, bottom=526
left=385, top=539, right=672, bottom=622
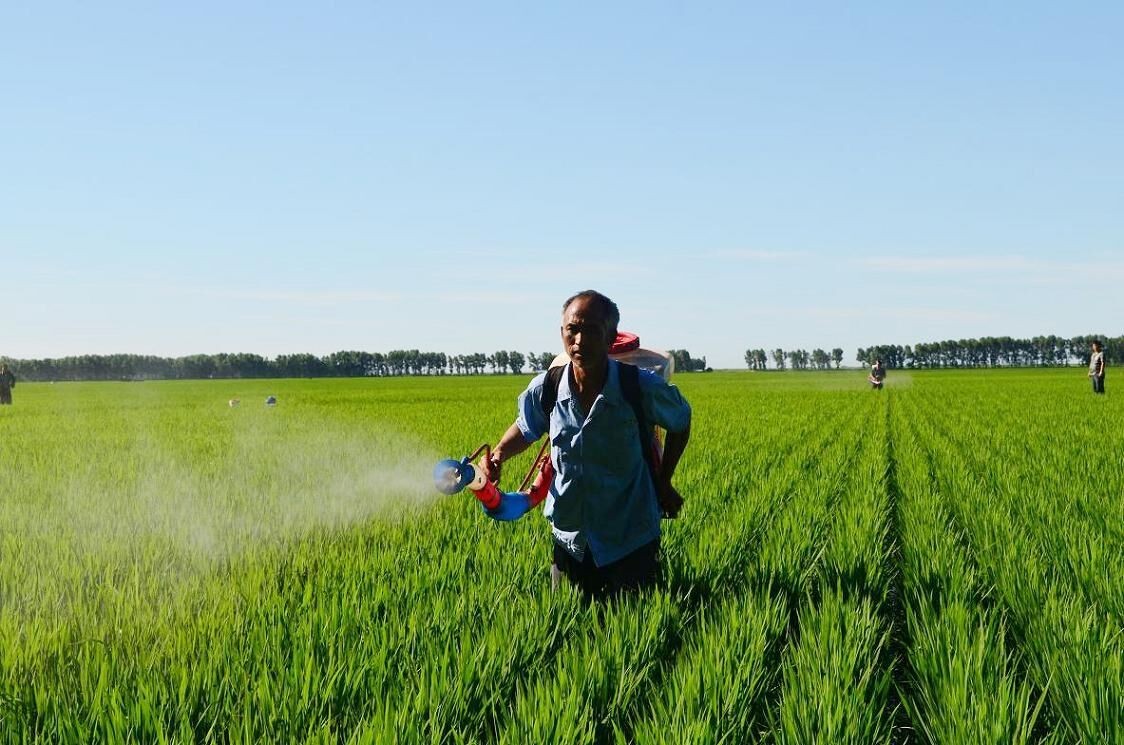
left=0, top=388, right=10, bottom=405
left=1093, top=375, right=1105, bottom=394
left=551, top=538, right=661, bottom=601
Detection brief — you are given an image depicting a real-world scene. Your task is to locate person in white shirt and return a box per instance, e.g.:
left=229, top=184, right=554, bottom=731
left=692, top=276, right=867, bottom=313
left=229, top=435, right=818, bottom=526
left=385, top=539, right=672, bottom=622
left=1088, top=340, right=1106, bottom=394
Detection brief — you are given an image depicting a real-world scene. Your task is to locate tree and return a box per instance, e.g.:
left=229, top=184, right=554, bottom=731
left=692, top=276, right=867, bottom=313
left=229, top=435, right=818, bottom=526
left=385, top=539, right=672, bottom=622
left=787, top=349, right=810, bottom=370
left=527, top=352, right=556, bottom=371
left=744, top=349, right=763, bottom=371
left=275, top=353, right=328, bottom=377
left=772, top=349, right=786, bottom=370
left=667, top=349, right=707, bottom=372
left=327, top=350, right=369, bottom=377
left=831, top=348, right=843, bottom=369
left=386, top=350, right=407, bottom=375
left=859, top=345, right=907, bottom=369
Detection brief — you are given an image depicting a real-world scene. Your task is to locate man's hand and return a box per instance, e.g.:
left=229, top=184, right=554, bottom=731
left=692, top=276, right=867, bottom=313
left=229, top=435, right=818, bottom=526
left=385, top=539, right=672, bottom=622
left=483, top=424, right=536, bottom=484
left=480, top=451, right=503, bottom=483
left=657, top=481, right=684, bottom=519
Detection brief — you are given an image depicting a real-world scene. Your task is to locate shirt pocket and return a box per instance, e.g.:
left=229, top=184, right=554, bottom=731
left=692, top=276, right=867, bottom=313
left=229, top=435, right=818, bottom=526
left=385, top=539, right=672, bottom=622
left=583, top=406, right=644, bottom=479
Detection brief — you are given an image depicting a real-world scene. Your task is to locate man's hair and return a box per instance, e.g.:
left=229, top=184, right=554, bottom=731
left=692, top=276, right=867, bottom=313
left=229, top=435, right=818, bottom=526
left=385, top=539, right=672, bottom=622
left=1092, top=339, right=1103, bottom=349
left=562, top=290, right=620, bottom=338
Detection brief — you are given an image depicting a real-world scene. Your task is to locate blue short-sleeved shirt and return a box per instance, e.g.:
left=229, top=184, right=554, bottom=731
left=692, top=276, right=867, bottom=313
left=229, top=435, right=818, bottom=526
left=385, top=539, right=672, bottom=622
left=516, top=360, right=691, bottom=567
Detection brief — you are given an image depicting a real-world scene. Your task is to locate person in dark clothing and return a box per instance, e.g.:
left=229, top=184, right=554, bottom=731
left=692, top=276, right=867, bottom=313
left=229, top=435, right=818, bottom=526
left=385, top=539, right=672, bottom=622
left=0, top=364, right=15, bottom=405
left=868, top=359, right=886, bottom=390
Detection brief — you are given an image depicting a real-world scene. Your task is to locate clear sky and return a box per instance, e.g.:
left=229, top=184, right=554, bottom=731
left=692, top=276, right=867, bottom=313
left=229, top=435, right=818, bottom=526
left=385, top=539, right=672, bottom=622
left=4, top=2, right=1121, bottom=369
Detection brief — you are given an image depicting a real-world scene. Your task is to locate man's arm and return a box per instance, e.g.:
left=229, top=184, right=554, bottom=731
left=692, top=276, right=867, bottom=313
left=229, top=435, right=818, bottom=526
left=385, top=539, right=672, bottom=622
left=660, top=425, right=690, bottom=483
left=480, top=422, right=536, bottom=483
left=640, top=373, right=692, bottom=516
left=656, top=424, right=690, bottom=516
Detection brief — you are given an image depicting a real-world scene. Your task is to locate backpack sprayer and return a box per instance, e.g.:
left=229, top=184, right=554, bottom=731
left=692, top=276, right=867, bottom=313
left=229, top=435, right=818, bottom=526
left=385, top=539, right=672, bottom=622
left=432, top=332, right=674, bottom=521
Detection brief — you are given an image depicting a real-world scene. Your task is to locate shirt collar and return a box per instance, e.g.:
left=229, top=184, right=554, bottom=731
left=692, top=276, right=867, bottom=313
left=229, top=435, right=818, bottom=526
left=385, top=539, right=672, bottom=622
left=557, top=359, right=623, bottom=405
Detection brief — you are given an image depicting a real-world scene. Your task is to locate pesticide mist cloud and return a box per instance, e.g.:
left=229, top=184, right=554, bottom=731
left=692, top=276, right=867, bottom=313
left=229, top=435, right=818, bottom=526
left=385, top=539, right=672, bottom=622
left=20, top=412, right=444, bottom=617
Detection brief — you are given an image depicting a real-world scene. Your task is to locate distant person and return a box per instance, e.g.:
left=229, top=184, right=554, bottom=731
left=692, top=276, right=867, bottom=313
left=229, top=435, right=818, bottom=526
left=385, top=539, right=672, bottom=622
left=1088, top=340, right=1106, bottom=394
left=0, top=364, right=15, bottom=405
left=481, top=290, right=692, bottom=600
left=868, top=359, right=886, bottom=390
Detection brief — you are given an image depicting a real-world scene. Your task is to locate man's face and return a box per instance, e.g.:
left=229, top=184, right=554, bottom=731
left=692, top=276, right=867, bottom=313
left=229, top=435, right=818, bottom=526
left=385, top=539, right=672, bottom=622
left=561, top=296, right=611, bottom=370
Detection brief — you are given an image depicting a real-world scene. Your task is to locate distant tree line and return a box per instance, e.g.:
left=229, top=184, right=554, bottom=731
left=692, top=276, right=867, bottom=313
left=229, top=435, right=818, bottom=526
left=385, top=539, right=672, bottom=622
left=11, top=333, right=1116, bottom=380
left=744, top=348, right=844, bottom=371
left=3, top=348, right=722, bottom=381
left=745, top=335, right=1121, bottom=371
left=857, top=334, right=1122, bottom=369
left=0, top=350, right=559, bottom=382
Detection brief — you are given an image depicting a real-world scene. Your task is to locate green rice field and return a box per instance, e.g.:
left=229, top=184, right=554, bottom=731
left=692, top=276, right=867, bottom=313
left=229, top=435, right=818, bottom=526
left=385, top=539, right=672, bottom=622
left=0, top=370, right=1120, bottom=743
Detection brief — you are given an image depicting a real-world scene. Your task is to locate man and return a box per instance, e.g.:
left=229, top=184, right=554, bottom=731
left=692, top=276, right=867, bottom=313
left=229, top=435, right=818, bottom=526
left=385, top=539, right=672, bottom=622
left=482, top=290, right=691, bottom=600
left=0, top=364, right=14, bottom=405
left=1088, top=339, right=1106, bottom=394
left=869, top=359, right=886, bottom=390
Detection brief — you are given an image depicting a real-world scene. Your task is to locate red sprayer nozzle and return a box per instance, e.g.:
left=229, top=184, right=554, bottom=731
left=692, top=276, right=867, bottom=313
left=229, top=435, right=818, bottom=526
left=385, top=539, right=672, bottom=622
left=472, top=478, right=502, bottom=511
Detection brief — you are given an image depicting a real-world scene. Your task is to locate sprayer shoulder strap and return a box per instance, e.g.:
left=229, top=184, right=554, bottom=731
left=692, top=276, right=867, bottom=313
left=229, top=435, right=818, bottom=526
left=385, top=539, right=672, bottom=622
left=541, top=365, right=566, bottom=420
left=540, top=363, right=657, bottom=479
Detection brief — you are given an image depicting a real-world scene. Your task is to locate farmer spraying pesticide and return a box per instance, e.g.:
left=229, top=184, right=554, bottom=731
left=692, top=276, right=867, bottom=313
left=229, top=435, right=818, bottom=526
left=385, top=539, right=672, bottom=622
left=869, top=359, right=886, bottom=390
left=434, top=290, right=691, bottom=600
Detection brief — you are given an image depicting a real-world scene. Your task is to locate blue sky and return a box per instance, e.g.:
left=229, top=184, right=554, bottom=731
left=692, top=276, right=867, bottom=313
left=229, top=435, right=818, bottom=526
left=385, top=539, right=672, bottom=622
left=4, top=2, right=1120, bottom=369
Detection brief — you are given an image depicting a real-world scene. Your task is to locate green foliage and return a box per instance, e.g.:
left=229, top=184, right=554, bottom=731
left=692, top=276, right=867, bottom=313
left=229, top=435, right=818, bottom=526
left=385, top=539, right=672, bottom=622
left=0, top=369, right=1118, bottom=741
